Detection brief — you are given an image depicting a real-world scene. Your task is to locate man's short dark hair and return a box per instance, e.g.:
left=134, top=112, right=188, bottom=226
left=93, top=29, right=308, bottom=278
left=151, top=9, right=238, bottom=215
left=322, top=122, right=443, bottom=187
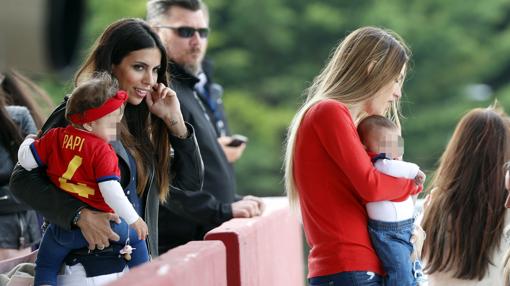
left=147, top=0, right=205, bottom=22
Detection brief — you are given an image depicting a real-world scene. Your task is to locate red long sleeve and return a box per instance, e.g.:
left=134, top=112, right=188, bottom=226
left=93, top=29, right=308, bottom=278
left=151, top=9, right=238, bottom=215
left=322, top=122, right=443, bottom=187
left=293, top=99, right=418, bottom=278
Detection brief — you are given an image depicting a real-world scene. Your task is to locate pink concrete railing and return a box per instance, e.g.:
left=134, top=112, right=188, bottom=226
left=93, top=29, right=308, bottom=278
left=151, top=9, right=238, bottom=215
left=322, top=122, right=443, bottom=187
left=205, top=197, right=305, bottom=286
left=110, top=196, right=305, bottom=286
left=107, top=240, right=227, bottom=286
left=0, top=197, right=304, bottom=286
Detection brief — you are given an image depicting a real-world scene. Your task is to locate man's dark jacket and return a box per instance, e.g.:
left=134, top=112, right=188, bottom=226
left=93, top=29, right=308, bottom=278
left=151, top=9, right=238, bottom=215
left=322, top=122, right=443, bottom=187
left=158, top=62, right=237, bottom=253
left=9, top=98, right=204, bottom=258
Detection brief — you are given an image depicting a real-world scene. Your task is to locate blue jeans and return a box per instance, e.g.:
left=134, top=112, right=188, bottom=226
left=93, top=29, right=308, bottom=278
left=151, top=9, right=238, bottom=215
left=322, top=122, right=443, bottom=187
left=368, top=218, right=418, bottom=286
left=309, top=271, right=384, bottom=286
left=34, top=219, right=148, bottom=286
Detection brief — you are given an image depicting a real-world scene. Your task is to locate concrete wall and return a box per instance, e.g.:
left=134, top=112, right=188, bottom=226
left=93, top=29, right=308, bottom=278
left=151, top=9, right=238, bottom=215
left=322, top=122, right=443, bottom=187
left=107, top=241, right=227, bottom=286
left=205, top=197, right=304, bottom=286
left=107, top=197, right=304, bottom=286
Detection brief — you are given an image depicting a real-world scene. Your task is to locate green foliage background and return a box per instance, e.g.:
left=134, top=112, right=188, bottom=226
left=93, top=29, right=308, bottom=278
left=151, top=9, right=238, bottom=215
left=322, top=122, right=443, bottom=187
left=35, top=0, right=510, bottom=196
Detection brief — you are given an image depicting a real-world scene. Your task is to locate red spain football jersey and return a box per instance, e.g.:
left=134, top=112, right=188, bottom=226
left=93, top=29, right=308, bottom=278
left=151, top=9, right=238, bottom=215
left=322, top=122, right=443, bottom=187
left=30, top=125, right=120, bottom=212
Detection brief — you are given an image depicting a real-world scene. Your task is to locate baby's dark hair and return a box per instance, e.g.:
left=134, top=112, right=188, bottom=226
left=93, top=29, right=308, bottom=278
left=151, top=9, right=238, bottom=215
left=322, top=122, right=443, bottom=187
left=65, top=72, right=119, bottom=123
left=357, top=115, right=398, bottom=144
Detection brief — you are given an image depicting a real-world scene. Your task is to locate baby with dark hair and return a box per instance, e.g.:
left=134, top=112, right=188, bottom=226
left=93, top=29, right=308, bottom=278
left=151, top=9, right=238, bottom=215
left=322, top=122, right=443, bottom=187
left=18, top=73, right=149, bottom=286
left=357, top=115, right=425, bottom=286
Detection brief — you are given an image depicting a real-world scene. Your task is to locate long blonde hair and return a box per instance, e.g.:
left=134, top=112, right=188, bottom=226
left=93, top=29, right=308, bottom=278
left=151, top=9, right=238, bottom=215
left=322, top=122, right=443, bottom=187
left=283, top=26, right=410, bottom=206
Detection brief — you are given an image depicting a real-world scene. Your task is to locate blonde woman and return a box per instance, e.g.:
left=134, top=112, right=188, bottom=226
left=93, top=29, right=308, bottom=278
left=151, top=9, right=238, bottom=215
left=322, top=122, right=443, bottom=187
left=422, top=107, right=510, bottom=285
left=284, top=26, right=424, bottom=286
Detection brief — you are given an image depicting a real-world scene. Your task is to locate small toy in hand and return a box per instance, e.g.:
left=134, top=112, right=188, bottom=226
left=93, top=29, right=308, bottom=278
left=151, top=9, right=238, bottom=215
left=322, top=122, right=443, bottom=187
left=120, top=245, right=135, bottom=261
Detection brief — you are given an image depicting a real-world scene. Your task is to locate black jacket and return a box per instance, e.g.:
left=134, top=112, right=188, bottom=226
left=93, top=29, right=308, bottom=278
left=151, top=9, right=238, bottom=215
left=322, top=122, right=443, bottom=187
left=158, top=63, right=237, bottom=252
left=0, top=106, right=37, bottom=214
left=9, top=98, right=204, bottom=257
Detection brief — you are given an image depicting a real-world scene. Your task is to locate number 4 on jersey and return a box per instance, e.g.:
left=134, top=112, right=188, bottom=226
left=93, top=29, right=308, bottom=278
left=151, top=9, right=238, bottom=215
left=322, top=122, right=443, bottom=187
left=58, top=155, right=95, bottom=198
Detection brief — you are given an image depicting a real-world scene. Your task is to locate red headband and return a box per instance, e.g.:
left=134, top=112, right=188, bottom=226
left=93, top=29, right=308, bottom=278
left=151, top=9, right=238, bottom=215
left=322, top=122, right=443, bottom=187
left=68, top=90, right=128, bottom=125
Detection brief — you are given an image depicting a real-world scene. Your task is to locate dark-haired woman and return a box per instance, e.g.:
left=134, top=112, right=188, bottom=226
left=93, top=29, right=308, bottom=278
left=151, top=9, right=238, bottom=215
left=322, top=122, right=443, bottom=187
left=10, top=18, right=203, bottom=283
left=0, top=89, right=41, bottom=260
left=422, top=107, right=510, bottom=285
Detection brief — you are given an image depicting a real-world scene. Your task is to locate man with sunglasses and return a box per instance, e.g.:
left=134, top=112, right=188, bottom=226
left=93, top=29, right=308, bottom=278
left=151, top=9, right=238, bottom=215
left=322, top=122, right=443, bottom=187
left=147, top=0, right=265, bottom=254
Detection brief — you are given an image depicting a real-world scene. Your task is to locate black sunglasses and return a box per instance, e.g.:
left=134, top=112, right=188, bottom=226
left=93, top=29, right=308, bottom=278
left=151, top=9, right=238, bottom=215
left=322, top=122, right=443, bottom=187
left=156, top=25, right=209, bottom=38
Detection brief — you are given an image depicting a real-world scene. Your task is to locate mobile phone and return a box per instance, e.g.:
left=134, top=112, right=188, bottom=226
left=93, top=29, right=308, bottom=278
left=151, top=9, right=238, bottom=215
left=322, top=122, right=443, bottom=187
left=227, top=134, right=248, bottom=147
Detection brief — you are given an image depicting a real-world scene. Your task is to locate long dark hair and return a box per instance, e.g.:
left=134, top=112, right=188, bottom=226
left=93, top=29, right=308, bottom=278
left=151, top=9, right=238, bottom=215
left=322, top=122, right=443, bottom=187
left=1, top=70, right=52, bottom=129
left=422, top=107, right=510, bottom=280
left=75, top=18, right=171, bottom=201
left=0, top=94, right=23, bottom=161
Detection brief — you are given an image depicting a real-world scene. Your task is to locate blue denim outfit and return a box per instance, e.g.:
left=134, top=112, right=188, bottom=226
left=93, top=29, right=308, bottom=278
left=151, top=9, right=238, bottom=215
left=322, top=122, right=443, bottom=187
left=309, top=271, right=384, bottom=286
left=34, top=153, right=148, bottom=286
left=34, top=219, right=148, bottom=286
left=368, top=218, right=422, bottom=286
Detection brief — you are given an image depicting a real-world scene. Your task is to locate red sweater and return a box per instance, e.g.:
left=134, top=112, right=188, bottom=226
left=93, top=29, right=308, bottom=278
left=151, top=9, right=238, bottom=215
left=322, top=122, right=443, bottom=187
left=293, top=99, right=419, bottom=278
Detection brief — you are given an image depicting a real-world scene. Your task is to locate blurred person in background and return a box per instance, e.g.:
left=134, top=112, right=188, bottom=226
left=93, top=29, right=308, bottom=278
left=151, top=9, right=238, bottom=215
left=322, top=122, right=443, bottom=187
left=148, top=0, right=264, bottom=253
left=1, top=70, right=55, bottom=244
left=421, top=106, right=510, bottom=286
left=1, top=70, right=54, bottom=128
left=0, top=72, right=43, bottom=260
